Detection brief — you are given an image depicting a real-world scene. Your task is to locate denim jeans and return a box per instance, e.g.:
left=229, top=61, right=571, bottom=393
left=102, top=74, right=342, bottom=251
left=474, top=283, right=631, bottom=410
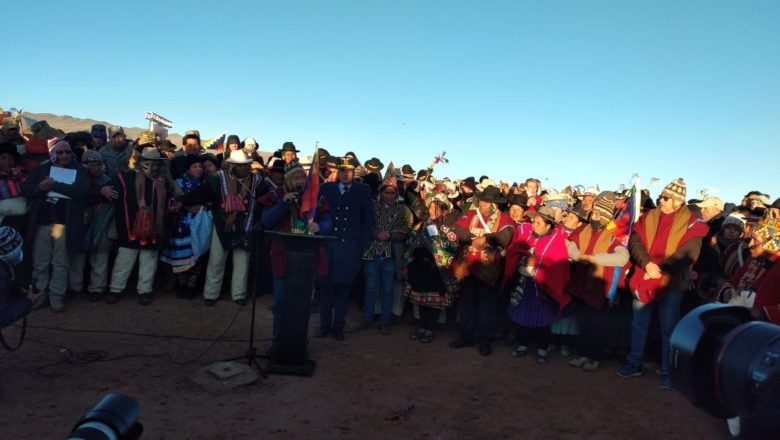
left=626, top=291, right=684, bottom=374
left=363, top=257, right=396, bottom=325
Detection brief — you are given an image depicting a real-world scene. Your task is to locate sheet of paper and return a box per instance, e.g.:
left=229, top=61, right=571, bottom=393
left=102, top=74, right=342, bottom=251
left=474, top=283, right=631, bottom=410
left=49, top=167, right=76, bottom=184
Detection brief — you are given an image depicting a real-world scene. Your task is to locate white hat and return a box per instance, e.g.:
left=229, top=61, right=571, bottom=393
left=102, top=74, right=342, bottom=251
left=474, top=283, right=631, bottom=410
left=226, top=150, right=252, bottom=164
left=476, top=178, right=496, bottom=191
left=580, top=187, right=598, bottom=197
left=426, top=192, right=453, bottom=210
left=722, top=213, right=746, bottom=230
left=442, top=181, right=460, bottom=199
left=242, top=137, right=257, bottom=152
left=695, top=196, right=724, bottom=211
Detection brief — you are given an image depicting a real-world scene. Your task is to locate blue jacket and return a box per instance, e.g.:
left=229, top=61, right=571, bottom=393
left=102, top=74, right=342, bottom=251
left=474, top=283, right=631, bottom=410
left=319, top=181, right=374, bottom=284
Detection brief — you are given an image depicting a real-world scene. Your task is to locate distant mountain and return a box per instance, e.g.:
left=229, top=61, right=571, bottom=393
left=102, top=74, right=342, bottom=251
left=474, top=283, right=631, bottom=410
left=20, top=111, right=311, bottom=165
left=23, top=112, right=183, bottom=147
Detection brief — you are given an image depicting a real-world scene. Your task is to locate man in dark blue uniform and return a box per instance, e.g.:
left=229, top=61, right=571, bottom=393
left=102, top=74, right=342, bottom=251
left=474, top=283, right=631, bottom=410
left=317, top=157, right=374, bottom=340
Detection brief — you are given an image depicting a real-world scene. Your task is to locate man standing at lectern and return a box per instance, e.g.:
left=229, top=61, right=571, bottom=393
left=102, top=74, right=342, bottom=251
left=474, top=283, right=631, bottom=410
left=317, top=157, right=374, bottom=340
left=260, top=161, right=331, bottom=349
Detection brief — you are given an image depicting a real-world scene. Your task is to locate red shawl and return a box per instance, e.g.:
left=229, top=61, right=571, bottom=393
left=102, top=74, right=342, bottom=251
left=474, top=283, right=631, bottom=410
left=452, top=209, right=514, bottom=286
left=567, top=225, right=628, bottom=310
left=728, top=253, right=780, bottom=312
left=629, top=206, right=708, bottom=302
left=503, top=225, right=571, bottom=311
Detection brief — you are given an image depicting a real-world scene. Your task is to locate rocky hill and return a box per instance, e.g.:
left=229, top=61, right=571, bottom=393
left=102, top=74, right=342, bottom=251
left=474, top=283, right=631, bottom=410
left=23, top=112, right=183, bottom=146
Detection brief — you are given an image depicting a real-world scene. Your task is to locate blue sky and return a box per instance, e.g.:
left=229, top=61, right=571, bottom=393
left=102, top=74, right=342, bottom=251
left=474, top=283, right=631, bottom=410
left=6, top=0, right=779, bottom=204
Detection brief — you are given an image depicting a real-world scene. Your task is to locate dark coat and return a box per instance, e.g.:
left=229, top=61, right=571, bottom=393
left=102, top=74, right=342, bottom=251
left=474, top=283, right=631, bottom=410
left=111, top=171, right=173, bottom=250
left=0, top=262, right=32, bottom=329
left=319, top=181, right=374, bottom=285
left=20, top=161, right=89, bottom=253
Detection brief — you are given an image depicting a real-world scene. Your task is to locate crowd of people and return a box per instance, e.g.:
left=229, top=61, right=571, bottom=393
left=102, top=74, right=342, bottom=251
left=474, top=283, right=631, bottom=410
left=1, top=113, right=779, bottom=391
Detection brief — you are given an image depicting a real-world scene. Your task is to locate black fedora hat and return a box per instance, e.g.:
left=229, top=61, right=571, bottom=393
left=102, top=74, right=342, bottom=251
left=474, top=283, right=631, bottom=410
left=365, top=157, right=384, bottom=173
left=317, top=147, right=330, bottom=162
left=281, top=141, right=299, bottom=153
left=460, top=177, right=477, bottom=192
left=507, top=194, right=528, bottom=210
left=475, top=185, right=506, bottom=204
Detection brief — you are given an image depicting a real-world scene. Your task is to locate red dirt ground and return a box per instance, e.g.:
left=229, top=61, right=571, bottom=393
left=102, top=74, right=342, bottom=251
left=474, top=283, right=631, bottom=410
left=1, top=293, right=729, bottom=439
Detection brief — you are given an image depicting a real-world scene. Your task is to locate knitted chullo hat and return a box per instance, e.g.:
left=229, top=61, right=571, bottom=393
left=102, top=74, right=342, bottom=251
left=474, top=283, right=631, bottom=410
left=48, top=139, right=70, bottom=163
left=283, top=161, right=305, bottom=187
left=593, top=191, right=618, bottom=222
left=379, top=174, right=398, bottom=191
left=662, top=178, right=687, bottom=204
left=0, top=226, right=23, bottom=266
left=754, top=211, right=780, bottom=253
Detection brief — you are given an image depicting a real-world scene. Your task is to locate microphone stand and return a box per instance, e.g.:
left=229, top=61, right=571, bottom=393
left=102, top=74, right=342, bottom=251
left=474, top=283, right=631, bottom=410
left=219, top=222, right=268, bottom=378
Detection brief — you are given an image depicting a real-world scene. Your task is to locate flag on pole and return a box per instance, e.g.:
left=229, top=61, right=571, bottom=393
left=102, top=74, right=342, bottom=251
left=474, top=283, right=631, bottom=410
left=202, top=132, right=226, bottom=151
left=606, top=175, right=641, bottom=246
left=605, top=175, right=641, bottom=300
left=300, top=143, right=320, bottom=223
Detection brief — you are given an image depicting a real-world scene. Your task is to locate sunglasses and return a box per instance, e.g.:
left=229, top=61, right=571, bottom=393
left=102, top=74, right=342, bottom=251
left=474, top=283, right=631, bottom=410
left=659, top=195, right=672, bottom=201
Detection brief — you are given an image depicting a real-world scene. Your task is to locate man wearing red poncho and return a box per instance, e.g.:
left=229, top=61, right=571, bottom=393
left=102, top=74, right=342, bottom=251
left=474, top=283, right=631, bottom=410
left=617, top=178, right=708, bottom=390
left=449, top=185, right=514, bottom=357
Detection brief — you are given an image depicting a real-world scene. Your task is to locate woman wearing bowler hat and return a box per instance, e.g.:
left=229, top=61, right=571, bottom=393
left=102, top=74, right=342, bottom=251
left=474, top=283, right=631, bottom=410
left=502, top=205, right=571, bottom=364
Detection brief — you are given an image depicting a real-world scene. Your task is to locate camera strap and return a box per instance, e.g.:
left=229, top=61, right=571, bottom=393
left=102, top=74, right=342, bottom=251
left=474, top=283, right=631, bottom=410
left=0, top=315, right=26, bottom=351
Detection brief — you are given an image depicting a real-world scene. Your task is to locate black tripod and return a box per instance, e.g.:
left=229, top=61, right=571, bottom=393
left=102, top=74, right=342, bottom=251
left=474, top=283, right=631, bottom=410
left=219, top=225, right=269, bottom=378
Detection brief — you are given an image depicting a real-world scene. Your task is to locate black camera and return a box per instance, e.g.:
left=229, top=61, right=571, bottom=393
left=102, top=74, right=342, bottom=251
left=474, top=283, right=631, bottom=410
left=670, top=304, right=780, bottom=439
left=67, top=394, right=142, bottom=440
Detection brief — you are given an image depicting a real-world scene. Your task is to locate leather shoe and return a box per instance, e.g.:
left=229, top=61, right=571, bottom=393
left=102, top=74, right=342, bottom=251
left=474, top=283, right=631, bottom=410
left=138, top=294, right=153, bottom=306
left=315, top=328, right=330, bottom=338
left=234, top=298, right=247, bottom=306
left=449, top=336, right=474, bottom=349
left=479, top=343, right=493, bottom=356
left=332, top=329, right=345, bottom=341
left=204, top=299, right=216, bottom=307
left=105, top=291, right=121, bottom=305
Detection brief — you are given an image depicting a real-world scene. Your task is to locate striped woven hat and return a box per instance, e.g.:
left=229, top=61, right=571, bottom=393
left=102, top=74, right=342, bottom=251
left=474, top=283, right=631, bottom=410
left=662, top=178, right=687, bottom=204
left=593, top=191, right=618, bottom=222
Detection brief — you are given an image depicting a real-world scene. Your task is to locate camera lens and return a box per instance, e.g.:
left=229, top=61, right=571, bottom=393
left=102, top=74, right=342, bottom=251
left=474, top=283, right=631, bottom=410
left=671, top=304, right=780, bottom=420
left=670, top=304, right=755, bottom=417
left=716, top=321, right=780, bottom=417
left=68, top=394, right=142, bottom=440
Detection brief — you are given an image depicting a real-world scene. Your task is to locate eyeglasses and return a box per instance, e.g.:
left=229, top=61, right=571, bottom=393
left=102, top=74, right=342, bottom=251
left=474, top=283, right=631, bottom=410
left=382, top=191, right=397, bottom=195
